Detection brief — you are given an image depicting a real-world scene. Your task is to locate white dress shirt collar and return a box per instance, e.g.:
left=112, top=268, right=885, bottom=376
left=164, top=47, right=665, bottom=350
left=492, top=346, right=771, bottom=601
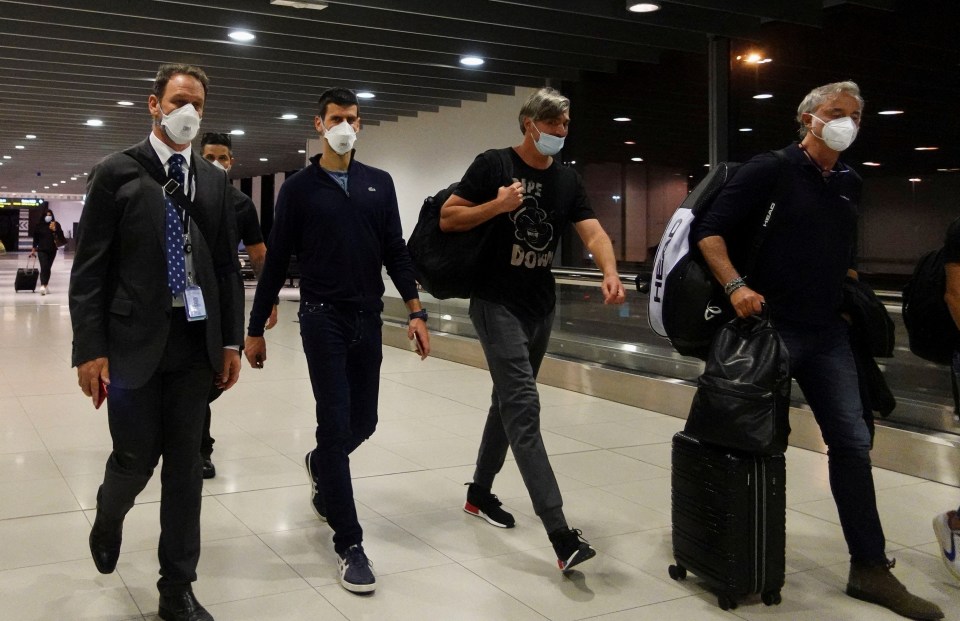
left=149, top=131, right=192, bottom=174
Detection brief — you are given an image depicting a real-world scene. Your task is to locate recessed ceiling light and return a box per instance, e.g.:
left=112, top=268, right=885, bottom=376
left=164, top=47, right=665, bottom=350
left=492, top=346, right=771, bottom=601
left=627, top=2, right=661, bottom=12
left=85, top=119, right=103, bottom=126
left=878, top=110, right=904, bottom=115
left=70, top=177, right=77, bottom=180
left=862, top=162, right=882, bottom=167
left=60, top=180, right=66, bottom=183
left=356, top=91, right=375, bottom=99
left=117, top=101, right=134, bottom=106
left=281, top=113, right=298, bottom=120
left=270, top=0, right=328, bottom=9
left=15, top=145, right=24, bottom=149
left=228, top=30, right=256, bottom=42
left=259, top=157, right=269, bottom=162
left=25, top=134, right=36, bottom=139
left=624, top=140, right=636, bottom=145
left=613, top=117, right=631, bottom=122
left=2, top=156, right=10, bottom=160
left=909, top=178, right=922, bottom=182
left=631, top=157, right=644, bottom=162
left=753, top=93, right=773, bottom=99
left=230, top=129, right=245, bottom=135
left=52, top=183, right=58, bottom=187
left=460, top=56, right=484, bottom=67
left=31, top=189, right=36, bottom=193
left=915, top=147, right=939, bottom=151
left=298, top=149, right=306, bottom=154
left=739, top=128, right=753, bottom=132
left=44, top=186, right=49, bottom=189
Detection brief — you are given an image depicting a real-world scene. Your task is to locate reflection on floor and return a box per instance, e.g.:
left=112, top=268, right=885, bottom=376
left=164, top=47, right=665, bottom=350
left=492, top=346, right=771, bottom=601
left=0, top=253, right=957, bottom=620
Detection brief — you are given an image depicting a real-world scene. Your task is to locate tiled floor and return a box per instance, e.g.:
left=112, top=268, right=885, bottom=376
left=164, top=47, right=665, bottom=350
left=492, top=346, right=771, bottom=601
left=1, top=253, right=958, bottom=620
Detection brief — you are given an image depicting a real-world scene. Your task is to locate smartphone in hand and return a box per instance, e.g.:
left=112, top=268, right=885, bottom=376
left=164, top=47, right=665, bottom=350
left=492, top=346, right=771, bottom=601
left=413, top=332, right=424, bottom=356
left=94, top=379, right=108, bottom=409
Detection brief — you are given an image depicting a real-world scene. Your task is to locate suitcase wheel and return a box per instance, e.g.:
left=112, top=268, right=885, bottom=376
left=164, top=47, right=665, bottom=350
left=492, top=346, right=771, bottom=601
left=717, top=593, right=737, bottom=611
left=761, top=590, right=782, bottom=606
left=667, top=564, right=687, bottom=581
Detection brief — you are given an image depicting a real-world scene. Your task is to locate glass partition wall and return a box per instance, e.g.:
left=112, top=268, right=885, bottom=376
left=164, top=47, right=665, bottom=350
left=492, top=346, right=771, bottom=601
left=387, top=1, right=960, bottom=439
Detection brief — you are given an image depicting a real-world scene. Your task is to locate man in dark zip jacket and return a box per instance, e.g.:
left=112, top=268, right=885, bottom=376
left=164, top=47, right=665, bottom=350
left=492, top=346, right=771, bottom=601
left=243, top=87, right=430, bottom=595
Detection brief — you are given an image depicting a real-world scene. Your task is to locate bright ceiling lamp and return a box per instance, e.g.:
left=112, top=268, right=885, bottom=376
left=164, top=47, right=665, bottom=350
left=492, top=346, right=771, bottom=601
left=878, top=110, right=904, bottom=115
left=460, top=56, right=484, bottom=67
left=753, top=93, right=773, bottom=99
left=356, top=91, right=375, bottom=99
left=228, top=30, right=256, bottom=42
left=230, top=129, right=245, bottom=135
left=281, top=113, right=298, bottom=120
left=627, top=2, right=661, bottom=12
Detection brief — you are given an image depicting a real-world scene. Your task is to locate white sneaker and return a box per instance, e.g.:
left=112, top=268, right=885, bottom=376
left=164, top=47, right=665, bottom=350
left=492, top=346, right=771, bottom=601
left=932, top=511, right=960, bottom=583
left=39, top=285, right=47, bottom=296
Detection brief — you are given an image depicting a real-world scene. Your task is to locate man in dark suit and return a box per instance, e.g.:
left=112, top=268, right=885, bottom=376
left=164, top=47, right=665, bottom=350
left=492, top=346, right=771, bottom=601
left=69, top=63, right=244, bottom=621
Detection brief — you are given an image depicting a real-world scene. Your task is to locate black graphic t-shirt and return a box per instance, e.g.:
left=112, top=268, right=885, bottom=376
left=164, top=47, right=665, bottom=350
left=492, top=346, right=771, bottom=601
left=455, top=148, right=595, bottom=319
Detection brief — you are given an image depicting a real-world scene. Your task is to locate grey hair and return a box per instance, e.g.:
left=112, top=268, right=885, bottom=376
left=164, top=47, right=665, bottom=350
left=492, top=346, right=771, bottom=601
left=518, top=87, right=570, bottom=133
left=796, top=81, right=864, bottom=137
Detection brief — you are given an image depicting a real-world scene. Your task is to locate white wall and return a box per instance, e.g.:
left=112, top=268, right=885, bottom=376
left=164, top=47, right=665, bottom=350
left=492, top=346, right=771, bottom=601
left=46, top=200, right=84, bottom=239
left=308, top=88, right=534, bottom=237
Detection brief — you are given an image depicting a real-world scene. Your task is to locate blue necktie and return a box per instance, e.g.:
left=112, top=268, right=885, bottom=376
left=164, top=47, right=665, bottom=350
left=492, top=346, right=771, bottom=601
left=165, top=154, right=187, bottom=297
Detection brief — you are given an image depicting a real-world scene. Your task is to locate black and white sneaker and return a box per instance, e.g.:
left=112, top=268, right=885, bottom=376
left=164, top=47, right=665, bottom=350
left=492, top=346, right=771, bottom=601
left=303, top=450, right=327, bottom=521
left=549, top=527, right=596, bottom=572
left=338, top=544, right=376, bottom=594
left=463, top=483, right=515, bottom=528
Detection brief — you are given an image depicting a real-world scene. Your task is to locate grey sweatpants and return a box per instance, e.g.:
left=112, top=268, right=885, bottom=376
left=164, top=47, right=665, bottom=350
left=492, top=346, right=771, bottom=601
left=469, top=297, right=567, bottom=534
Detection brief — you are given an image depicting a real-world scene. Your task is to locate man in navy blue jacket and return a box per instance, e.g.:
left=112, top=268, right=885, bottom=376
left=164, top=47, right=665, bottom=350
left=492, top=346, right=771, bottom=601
left=243, top=88, right=430, bottom=595
left=694, top=81, right=942, bottom=621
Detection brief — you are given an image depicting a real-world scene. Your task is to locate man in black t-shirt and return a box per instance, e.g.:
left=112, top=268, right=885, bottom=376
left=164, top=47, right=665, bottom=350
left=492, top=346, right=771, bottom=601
left=441, top=87, right=625, bottom=573
left=199, top=132, right=279, bottom=479
left=933, top=219, right=960, bottom=586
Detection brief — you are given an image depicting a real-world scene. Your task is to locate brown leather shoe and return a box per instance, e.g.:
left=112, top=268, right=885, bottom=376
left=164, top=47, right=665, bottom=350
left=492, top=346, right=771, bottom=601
left=846, top=559, right=944, bottom=620
left=158, top=589, right=213, bottom=621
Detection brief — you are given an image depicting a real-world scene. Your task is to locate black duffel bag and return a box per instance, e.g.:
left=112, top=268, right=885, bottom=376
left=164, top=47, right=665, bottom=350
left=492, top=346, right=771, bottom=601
left=684, top=309, right=791, bottom=455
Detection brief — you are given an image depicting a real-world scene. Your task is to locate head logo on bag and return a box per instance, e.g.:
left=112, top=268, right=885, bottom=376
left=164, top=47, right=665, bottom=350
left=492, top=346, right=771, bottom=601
left=648, top=150, right=789, bottom=360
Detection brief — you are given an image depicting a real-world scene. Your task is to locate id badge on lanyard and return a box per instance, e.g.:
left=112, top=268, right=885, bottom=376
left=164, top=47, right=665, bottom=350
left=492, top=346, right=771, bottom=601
left=184, top=283, right=207, bottom=321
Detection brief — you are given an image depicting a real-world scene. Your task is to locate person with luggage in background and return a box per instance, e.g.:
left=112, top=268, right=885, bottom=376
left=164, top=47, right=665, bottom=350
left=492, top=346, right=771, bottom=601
left=440, top=87, right=625, bottom=573
left=29, top=207, right=65, bottom=295
left=198, top=131, right=279, bottom=479
left=931, top=217, right=960, bottom=585
left=693, top=81, right=943, bottom=619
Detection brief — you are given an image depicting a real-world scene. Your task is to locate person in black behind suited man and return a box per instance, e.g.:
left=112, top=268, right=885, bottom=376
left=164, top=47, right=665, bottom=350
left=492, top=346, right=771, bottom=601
left=198, top=131, right=279, bottom=479
left=29, top=207, right=65, bottom=295
left=69, top=63, right=244, bottom=621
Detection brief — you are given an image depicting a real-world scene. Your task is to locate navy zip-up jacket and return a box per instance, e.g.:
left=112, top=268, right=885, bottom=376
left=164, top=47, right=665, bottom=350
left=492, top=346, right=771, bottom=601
left=692, top=143, right=861, bottom=327
left=248, top=154, right=419, bottom=336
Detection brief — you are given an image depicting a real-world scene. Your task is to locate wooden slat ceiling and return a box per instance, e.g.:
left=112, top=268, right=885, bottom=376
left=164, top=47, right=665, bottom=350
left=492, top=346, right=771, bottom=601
left=0, top=0, right=954, bottom=197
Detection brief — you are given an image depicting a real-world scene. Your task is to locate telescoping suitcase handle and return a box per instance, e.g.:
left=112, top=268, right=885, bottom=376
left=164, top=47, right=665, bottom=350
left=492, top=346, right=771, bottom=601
left=23, top=254, right=37, bottom=270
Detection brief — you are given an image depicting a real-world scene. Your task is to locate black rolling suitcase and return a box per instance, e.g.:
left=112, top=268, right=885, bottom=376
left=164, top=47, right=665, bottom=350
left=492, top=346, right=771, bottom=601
left=668, top=431, right=785, bottom=611
left=15, top=256, right=39, bottom=292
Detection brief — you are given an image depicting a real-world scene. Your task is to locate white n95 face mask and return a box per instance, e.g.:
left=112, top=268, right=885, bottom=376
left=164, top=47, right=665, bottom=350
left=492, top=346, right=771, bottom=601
left=324, top=121, right=357, bottom=155
left=811, top=115, right=858, bottom=152
left=532, top=124, right=565, bottom=156
left=160, top=103, right=201, bottom=144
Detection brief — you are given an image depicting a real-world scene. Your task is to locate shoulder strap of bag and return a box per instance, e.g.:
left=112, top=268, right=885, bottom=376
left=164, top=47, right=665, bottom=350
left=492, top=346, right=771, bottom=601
left=743, top=148, right=790, bottom=280
left=492, top=147, right=515, bottom=187
left=123, top=150, right=193, bottom=217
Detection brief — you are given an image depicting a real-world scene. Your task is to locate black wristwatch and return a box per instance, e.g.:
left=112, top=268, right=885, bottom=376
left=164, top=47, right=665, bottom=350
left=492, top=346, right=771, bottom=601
left=408, top=309, right=428, bottom=323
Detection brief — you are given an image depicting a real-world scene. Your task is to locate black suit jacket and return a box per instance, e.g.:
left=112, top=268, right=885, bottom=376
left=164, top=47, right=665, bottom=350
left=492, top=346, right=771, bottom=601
left=69, top=138, right=244, bottom=389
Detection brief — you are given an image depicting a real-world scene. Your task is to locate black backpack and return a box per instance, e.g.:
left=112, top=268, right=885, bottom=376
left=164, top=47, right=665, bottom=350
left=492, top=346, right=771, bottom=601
left=684, top=309, right=792, bottom=455
left=902, top=247, right=959, bottom=364
left=407, top=149, right=513, bottom=299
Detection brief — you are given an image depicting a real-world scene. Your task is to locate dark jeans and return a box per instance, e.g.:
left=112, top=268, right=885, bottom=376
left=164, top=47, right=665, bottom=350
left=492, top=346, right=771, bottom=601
left=778, top=318, right=887, bottom=566
left=299, top=301, right=382, bottom=555
left=37, top=249, right=55, bottom=286
left=470, top=298, right=566, bottom=534
left=97, top=310, right=213, bottom=592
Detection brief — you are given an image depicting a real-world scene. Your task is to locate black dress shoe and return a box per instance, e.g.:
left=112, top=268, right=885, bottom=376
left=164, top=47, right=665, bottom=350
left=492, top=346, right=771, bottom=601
left=158, top=589, right=213, bottom=621
left=201, top=457, right=216, bottom=479
left=89, top=516, right=122, bottom=574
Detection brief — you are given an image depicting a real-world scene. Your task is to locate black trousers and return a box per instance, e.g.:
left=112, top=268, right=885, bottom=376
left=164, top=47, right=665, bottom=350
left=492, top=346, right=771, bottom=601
left=97, top=310, right=214, bottom=593
left=37, top=249, right=55, bottom=286
left=201, top=386, right=222, bottom=458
